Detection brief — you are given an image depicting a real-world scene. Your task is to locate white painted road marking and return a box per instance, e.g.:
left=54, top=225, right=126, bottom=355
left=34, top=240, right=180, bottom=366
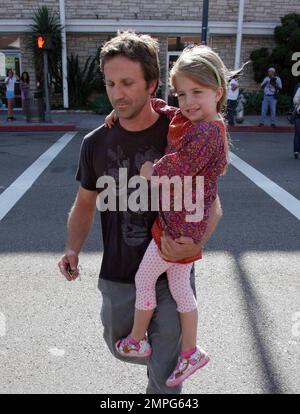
left=230, top=151, right=300, bottom=220
left=0, top=131, right=77, bottom=221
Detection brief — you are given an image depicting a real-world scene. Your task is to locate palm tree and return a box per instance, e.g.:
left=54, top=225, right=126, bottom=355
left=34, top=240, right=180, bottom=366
left=67, top=54, right=95, bottom=107
left=30, top=6, right=63, bottom=95
left=67, top=51, right=105, bottom=108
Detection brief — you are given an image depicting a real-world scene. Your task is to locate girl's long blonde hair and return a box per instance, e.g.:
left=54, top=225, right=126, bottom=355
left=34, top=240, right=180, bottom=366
left=170, top=45, right=248, bottom=174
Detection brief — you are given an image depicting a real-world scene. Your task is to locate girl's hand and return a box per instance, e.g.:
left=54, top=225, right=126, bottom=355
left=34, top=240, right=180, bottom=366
left=140, top=161, right=154, bottom=181
left=105, top=110, right=118, bottom=128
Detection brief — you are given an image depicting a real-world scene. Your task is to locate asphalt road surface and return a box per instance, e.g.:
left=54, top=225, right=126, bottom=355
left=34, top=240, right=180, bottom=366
left=0, top=128, right=299, bottom=394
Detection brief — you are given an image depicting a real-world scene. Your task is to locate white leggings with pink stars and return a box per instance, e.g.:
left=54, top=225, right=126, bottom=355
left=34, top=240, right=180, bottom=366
left=135, top=239, right=197, bottom=313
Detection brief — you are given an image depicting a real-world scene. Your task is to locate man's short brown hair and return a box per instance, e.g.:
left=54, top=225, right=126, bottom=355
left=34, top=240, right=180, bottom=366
left=100, top=31, right=160, bottom=92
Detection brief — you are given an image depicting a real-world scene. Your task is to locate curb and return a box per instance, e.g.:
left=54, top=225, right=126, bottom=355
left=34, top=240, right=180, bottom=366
left=228, top=125, right=294, bottom=133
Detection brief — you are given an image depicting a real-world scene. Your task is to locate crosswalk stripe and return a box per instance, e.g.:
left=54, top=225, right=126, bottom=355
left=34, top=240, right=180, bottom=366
left=230, top=151, right=300, bottom=220
left=0, top=131, right=77, bottom=221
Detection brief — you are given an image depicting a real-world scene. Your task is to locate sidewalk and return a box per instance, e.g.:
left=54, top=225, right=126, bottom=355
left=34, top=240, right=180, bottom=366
left=0, top=110, right=295, bottom=133
left=0, top=110, right=105, bottom=132
left=228, top=115, right=294, bottom=133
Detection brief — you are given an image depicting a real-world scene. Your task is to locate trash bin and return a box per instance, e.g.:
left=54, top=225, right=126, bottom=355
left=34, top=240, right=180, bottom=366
left=27, top=90, right=45, bottom=122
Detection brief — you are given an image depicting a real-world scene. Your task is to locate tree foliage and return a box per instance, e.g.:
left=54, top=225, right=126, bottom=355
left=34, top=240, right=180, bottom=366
left=30, top=6, right=63, bottom=92
left=250, top=13, right=300, bottom=96
left=67, top=52, right=104, bottom=108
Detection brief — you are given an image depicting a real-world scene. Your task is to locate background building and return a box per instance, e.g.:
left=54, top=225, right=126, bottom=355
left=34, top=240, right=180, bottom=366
left=0, top=0, right=299, bottom=108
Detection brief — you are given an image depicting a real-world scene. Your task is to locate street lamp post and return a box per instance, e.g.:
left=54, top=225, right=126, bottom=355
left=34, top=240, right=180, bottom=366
left=59, top=0, right=69, bottom=109
left=235, top=0, right=245, bottom=70
left=201, top=0, right=209, bottom=45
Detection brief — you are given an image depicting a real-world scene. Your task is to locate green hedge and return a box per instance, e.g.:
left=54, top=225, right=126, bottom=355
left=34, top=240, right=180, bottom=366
left=242, top=91, right=292, bottom=115
left=85, top=90, right=293, bottom=116
left=86, top=93, right=112, bottom=115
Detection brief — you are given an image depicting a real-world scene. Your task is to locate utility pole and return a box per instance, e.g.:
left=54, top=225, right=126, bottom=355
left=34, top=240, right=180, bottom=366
left=59, top=0, right=69, bottom=108
left=235, top=0, right=245, bottom=70
left=201, top=0, right=209, bottom=45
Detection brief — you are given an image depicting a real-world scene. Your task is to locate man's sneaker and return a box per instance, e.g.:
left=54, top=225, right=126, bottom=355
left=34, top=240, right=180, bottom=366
left=294, top=152, right=299, bottom=159
left=115, top=335, right=152, bottom=358
left=258, top=123, right=264, bottom=127
left=166, top=346, right=210, bottom=387
left=271, top=124, right=276, bottom=128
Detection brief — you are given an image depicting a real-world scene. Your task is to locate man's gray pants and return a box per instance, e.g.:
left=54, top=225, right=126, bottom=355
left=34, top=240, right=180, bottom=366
left=98, top=270, right=196, bottom=394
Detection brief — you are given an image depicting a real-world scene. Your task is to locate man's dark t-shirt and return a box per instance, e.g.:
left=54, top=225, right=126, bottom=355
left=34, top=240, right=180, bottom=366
left=76, top=115, right=170, bottom=284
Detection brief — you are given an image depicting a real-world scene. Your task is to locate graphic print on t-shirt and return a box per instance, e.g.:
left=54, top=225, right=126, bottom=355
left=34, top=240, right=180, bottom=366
left=104, top=144, right=162, bottom=247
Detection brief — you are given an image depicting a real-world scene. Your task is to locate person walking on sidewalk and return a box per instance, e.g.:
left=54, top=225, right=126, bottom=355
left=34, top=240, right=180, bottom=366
left=259, top=67, right=282, bottom=128
left=227, top=74, right=240, bottom=126
left=293, top=84, right=300, bottom=159
left=57, top=32, right=223, bottom=394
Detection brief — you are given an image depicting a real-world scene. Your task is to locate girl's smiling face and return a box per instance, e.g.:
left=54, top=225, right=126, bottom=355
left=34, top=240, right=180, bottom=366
left=174, top=74, right=223, bottom=123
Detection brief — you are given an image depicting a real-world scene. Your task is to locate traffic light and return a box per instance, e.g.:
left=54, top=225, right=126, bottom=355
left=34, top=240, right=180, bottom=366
left=37, top=35, right=45, bottom=49
left=36, top=35, right=53, bottom=50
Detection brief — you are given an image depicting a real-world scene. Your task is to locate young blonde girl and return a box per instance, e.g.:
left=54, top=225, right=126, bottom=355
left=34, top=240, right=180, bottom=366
left=106, top=45, right=233, bottom=387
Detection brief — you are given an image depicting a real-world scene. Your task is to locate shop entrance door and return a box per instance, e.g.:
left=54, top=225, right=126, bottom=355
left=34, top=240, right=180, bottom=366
left=165, top=52, right=182, bottom=106
left=165, top=52, right=181, bottom=105
left=0, top=51, right=21, bottom=108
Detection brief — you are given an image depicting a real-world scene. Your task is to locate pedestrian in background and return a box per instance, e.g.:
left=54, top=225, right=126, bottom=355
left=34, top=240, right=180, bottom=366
left=227, top=74, right=240, bottom=126
left=226, top=62, right=248, bottom=126
left=5, top=69, right=18, bottom=121
left=20, top=71, right=31, bottom=121
left=259, top=67, right=282, bottom=128
left=293, top=84, right=300, bottom=159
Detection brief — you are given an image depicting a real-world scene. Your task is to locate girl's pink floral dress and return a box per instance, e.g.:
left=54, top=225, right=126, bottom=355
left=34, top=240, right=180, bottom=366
left=151, top=99, right=228, bottom=264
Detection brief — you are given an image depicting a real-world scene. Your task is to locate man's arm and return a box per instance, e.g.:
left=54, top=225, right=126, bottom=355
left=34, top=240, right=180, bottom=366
left=58, top=187, right=97, bottom=281
left=276, top=77, right=282, bottom=90
left=160, top=195, right=223, bottom=261
left=261, top=77, right=268, bottom=88
left=294, top=87, right=300, bottom=106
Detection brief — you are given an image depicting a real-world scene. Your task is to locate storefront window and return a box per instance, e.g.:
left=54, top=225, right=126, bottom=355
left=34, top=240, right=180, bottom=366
left=165, top=36, right=201, bottom=103
left=0, top=34, right=20, bottom=50
left=168, top=36, right=201, bottom=51
left=0, top=35, right=21, bottom=108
